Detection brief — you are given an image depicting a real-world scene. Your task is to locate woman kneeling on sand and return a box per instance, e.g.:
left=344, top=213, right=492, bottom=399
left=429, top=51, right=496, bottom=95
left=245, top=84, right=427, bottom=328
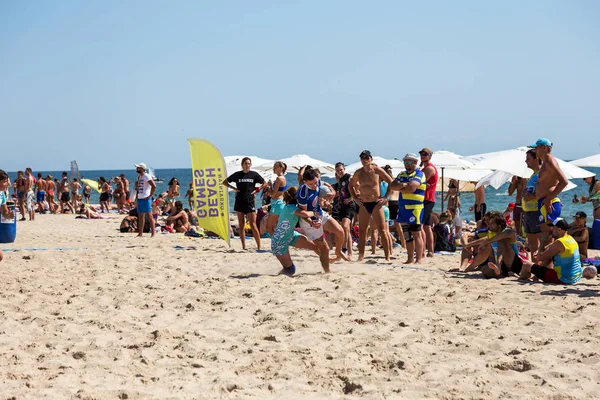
left=166, top=201, right=191, bottom=233
left=271, top=187, right=330, bottom=276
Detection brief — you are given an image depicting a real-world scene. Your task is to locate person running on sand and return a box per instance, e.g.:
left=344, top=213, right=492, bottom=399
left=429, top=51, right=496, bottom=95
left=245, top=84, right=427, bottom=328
left=135, top=163, right=156, bottom=237
left=266, top=161, right=288, bottom=238
left=297, top=167, right=349, bottom=263
left=349, top=150, right=393, bottom=261
left=35, top=172, right=47, bottom=214
left=222, top=157, right=267, bottom=250
left=0, top=169, right=15, bottom=262
left=529, top=138, right=568, bottom=248
left=518, top=218, right=582, bottom=284
left=271, top=186, right=330, bottom=275
left=388, top=153, right=426, bottom=264
left=166, top=201, right=191, bottom=233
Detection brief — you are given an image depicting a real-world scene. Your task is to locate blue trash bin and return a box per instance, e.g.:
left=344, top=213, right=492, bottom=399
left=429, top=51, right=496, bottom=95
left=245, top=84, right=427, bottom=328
left=0, top=201, right=17, bottom=243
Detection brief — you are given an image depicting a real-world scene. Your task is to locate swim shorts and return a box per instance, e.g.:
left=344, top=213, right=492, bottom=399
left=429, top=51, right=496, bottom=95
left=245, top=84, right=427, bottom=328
left=523, top=211, right=542, bottom=234
left=137, top=197, right=152, bottom=213
left=422, top=201, right=435, bottom=226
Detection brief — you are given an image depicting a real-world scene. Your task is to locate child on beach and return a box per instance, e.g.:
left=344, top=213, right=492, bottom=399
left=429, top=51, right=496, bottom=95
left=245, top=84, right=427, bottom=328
left=271, top=186, right=330, bottom=276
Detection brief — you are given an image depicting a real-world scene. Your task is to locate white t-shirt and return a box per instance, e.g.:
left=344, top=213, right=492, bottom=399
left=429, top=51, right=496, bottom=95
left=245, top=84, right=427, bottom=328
left=137, top=173, right=153, bottom=199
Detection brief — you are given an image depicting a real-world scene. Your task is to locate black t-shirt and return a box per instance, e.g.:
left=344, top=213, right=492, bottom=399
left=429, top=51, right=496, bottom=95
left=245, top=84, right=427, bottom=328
left=333, top=173, right=354, bottom=211
left=227, top=171, right=265, bottom=201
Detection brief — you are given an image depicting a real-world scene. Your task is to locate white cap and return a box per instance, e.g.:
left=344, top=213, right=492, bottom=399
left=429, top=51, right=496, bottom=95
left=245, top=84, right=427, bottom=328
left=403, top=153, right=419, bottom=162
left=135, top=163, right=147, bottom=170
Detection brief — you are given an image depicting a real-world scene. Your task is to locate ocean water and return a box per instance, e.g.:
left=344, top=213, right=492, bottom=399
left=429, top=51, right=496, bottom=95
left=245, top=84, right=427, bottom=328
left=7, top=167, right=600, bottom=222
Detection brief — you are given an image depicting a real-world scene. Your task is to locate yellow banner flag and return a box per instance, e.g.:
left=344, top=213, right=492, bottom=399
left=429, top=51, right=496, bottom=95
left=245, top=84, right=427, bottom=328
left=188, top=139, right=230, bottom=246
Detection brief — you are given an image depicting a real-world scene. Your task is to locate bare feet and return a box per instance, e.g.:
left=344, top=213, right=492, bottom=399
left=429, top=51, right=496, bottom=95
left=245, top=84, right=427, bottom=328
left=487, top=262, right=501, bottom=276
left=358, top=254, right=365, bottom=262
left=427, top=252, right=434, bottom=258
left=403, top=258, right=414, bottom=264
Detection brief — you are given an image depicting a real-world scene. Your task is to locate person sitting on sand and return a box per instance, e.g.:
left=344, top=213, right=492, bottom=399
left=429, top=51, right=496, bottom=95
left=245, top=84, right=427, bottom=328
left=568, top=211, right=589, bottom=260
left=518, top=218, right=582, bottom=284
left=461, top=211, right=523, bottom=278
left=120, top=215, right=139, bottom=233
left=165, top=201, right=191, bottom=233
left=433, top=211, right=456, bottom=252
left=77, top=204, right=107, bottom=219
left=450, top=212, right=494, bottom=273
left=271, top=186, right=330, bottom=275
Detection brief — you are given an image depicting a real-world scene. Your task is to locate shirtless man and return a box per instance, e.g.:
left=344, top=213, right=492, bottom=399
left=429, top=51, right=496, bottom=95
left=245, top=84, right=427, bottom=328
left=36, top=172, right=47, bottom=214
left=71, top=178, right=82, bottom=211
left=349, top=150, right=393, bottom=261
left=469, top=183, right=486, bottom=223
left=59, top=172, right=75, bottom=214
left=507, top=176, right=524, bottom=236
left=529, top=138, right=568, bottom=248
left=120, top=174, right=130, bottom=204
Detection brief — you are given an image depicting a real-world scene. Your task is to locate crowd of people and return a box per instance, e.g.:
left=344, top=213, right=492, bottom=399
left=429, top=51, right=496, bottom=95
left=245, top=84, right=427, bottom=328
left=1, top=138, right=599, bottom=283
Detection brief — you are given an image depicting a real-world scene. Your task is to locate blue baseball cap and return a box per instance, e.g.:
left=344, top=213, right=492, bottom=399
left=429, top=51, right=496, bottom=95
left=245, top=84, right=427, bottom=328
left=528, top=138, right=553, bottom=148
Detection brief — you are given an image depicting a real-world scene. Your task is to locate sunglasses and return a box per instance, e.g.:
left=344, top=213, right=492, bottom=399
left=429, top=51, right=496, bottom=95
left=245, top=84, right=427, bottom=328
left=403, top=160, right=416, bottom=165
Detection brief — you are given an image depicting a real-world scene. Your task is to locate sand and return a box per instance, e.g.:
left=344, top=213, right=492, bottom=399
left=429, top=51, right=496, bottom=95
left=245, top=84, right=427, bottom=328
left=1, top=214, right=600, bottom=399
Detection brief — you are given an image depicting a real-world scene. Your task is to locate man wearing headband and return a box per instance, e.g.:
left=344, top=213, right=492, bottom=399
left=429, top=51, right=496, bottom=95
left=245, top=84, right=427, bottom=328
left=388, top=153, right=426, bottom=264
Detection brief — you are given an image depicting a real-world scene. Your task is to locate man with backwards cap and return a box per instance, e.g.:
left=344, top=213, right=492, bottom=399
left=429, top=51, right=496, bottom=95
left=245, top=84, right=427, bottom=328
left=388, top=153, right=426, bottom=264
left=134, top=162, right=156, bottom=237
left=419, top=148, right=438, bottom=259
left=528, top=138, right=568, bottom=247
left=518, top=218, right=582, bottom=284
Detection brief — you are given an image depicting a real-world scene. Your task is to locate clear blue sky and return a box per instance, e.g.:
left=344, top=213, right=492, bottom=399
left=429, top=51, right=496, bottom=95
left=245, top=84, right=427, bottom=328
left=1, top=0, right=599, bottom=171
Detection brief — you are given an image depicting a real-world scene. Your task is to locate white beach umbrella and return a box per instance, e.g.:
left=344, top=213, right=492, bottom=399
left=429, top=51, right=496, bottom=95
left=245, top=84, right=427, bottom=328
left=431, top=150, right=474, bottom=169
left=469, top=147, right=594, bottom=180
left=476, top=170, right=578, bottom=192
left=570, top=153, right=600, bottom=168
left=255, top=154, right=335, bottom=173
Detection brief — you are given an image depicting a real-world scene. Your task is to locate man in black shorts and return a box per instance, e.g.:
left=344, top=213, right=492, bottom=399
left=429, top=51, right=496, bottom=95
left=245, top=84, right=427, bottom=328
left=332, top=162, right=357, bottom=257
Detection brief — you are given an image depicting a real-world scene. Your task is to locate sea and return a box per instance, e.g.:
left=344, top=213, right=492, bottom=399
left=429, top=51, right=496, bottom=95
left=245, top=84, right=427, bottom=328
left=6, top=167, right=600, bottom=223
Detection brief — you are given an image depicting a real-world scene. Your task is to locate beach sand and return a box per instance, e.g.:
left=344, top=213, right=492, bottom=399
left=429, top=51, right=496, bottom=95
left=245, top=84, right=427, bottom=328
left=1, top=214, right=600, bottom=399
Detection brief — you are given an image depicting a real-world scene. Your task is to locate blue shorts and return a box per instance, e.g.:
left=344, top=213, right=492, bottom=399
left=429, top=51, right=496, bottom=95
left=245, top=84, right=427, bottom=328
left=537, top=198, right=561, bottom=224
left=36, top=191, right=46, bottom=202
left=271, top=232, right=301, bottom=256
left=137, top=198, right=152, bottom=213
left=397, top=205, right=424, bottom=226
left=270, top=198, right=285, bottom=216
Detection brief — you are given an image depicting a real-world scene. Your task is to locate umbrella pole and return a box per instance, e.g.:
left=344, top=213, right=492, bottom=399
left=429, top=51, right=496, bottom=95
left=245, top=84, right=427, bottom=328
left=441, top=167, right=445, bottom=213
